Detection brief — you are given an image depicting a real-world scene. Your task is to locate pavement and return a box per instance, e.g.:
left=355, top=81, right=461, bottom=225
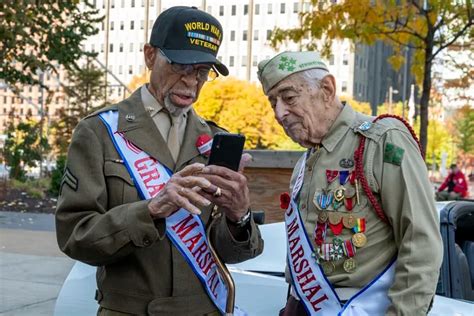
left=0, top=211, right=75, bottom=315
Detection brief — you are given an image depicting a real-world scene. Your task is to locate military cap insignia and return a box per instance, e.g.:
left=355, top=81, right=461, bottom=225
left=384, top=143, right=405, bottom=166
left=278, top=56, right=297, bottom=72
left=339, top=158, right=354, bottom=169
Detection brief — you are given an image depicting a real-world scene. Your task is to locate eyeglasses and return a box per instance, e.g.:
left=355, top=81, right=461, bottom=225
left=158, top=49, right=218, bottom=82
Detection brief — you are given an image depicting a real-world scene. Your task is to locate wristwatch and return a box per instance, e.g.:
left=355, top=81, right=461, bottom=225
left=230, top=209, right=251, bottom=228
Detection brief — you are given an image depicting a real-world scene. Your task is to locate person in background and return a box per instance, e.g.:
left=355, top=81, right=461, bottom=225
left=436, top=163, right=469, bottom=200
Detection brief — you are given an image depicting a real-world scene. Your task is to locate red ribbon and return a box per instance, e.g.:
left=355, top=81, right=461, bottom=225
left=329, top=221, right=343, bottom=235
left=280, top=192, right=290, bottom=210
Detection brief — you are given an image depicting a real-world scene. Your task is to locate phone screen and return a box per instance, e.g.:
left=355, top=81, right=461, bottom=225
left=207, top=133, right=245, bottom=171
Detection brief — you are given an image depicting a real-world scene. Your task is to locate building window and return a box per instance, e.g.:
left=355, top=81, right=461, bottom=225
left=119, top=66, right=123, bottom=74
left=129, top=65, right=133, bottom=74
left=110, top=44, right=113, bottom=52
left=342, top=81, right=347, bottom=92
left=253, top=55, right=258, bottom=66
left=130, top=21, right=134, bottom=30
left=242, top=56, right=247, bottom=67
left=111, top=0, right=115, bottom=8
left=266, top=30, right=272, bottom=40
left=268, top=3, right=272, bottom=14
left=101, top=44, right=104, bottom=52
left=141, top=0, right=145, bottom=7
left=110, top=21, right=114, bottom=30
left=101, top=21, right=104, bottom=31
left=242, top=30, right=247, bottom=41
left=329, top=54, right=334, bottom=65
left=255, top=4, right=260, bottom=15
left=140, top=20, right=144, bottom=30
left=131, top=0, right=135, bottom=7
left=119, top=43, right=123, bottom=52
left=343, top=54, right=348, bottom=65
left=150, top=1, right=153, bottom=6
left=91, top=44, right=95, bottom=52
left=207, top=5, right=211, bottom=13
left=230, top=30, right=235, bottom=41
left=149, top=19, right=153, bottom=29
left=231, top=5, right=236, bottom=15
left=244, top=4, right=248, bottom=15
left=129, top=43, right=133, bottom=52
left=219, top=5, right=224, bottom=16
left=293, top=2, right=299, bottom=13
left=229, top=56, right=234, bottom=67
left=139, top=43, right=143, bottom=52
left=121, top=0, right=124, bottom=8
left=120, top=21, right=124, bottom=30
left=253, top=30, right=259, bottom=41
left=280, top=3, right=285, bottom=13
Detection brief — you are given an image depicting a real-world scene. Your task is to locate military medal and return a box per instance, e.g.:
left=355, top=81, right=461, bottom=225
left=321, top=261, right=335, bottom=275
left=339, top=158, right=354, bottom=169
left=316, top=189, right=333, bottom=209
left=318, top=211, right=329, bottom=223
left=349, top=171, right=360, bottom=205
left=330, top=238, right=344, bottom=261
left=328, top=212, right=342, bottom=225
left=314, top=222, right=327, bottom=246
left=325, top=170, right=339, bottom=184
left=342, top=214, right=356, bottom=229
left=343, top=258, right=357, bottom=273
left=352, top=232, right=367, bottom=248
left=333, top=187, right=345, bottom=202
left=344, top=196, right=354, bottom=211
left=344, top=186, right=356, bottom=198
left=329, top=221, right=343, bottom=235
left=352, top=218, right=366, bottom=233
left=332, top=199, right=343, bottom=210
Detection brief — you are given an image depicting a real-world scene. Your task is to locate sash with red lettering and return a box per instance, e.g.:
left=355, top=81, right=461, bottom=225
left=285, top=153, right=396, bottom=315
left=99, top=110, right=246, bottom=316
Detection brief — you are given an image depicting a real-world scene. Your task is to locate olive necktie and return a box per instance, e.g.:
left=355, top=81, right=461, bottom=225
left=167, top=114, right=182, bottom=162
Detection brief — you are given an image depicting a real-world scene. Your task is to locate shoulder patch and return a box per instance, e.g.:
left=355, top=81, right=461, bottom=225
left=60, top=167, right=79, bottom=194
left=384, top=143, right=404, bottom=166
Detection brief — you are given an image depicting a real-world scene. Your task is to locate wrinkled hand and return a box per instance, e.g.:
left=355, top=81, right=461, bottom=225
left=148, top=163, right=218, bottom=219
left=199, top=153, right=252, bottom=222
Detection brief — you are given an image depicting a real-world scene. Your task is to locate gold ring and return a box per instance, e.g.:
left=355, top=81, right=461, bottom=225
left=213, top=187, right=222, bottom=197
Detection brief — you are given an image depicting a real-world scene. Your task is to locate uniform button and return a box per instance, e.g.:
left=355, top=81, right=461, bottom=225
left=307, top=166, right=313, bottom=171
left=143, top=237, right=151, bottom=247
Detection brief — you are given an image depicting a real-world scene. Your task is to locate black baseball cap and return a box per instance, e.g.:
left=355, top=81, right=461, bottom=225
left=150, top=6, right=229, bottom=76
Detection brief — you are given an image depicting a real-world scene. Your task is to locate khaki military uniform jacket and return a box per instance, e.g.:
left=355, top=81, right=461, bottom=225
left=289, top=105, right=442, bottom=315
left=56, top=89, right=263, bottom=315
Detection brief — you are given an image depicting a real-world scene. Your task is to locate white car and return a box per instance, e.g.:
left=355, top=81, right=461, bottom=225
left=55, top=201, right=474, bottom=315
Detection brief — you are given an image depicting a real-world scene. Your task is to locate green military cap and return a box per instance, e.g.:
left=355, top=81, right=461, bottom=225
left=257, top=51, right=329, bottom=94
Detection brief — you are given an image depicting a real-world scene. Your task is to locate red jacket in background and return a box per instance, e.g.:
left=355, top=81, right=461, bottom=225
left=438, top=170, right=469, bottom=198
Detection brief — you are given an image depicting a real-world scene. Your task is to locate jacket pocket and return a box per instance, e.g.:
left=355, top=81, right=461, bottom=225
left=104, top=160, right=139, bottom=207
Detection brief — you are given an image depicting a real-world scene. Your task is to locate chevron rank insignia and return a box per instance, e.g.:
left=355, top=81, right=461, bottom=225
left=384, top=143, right=404, bottom=166
left=61, top=167, right=78, bottom=193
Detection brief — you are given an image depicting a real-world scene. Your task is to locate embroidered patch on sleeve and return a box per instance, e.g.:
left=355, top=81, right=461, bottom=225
left=384, top=143, right=405, bottom=166
left=61, top=167, right=79, bottom=192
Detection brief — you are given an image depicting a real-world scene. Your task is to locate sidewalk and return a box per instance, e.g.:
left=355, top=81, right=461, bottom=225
left=0, top=211, right=74, bottom=316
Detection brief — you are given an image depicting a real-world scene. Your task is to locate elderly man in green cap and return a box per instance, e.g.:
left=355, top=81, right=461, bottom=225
left=257, top=51, right=442, bottom=315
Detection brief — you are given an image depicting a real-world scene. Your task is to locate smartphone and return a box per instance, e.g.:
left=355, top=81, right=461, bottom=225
left=207, top=133, right=245, bottom=171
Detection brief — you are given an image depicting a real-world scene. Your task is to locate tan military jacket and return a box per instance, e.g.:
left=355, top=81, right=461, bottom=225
left=289, top=105, right=442, bottom=315
left=56, top=89, right=263, bottom=315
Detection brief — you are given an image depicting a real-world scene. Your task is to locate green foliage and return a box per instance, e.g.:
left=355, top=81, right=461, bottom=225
left=1, top=1, right=102, bottom=88
left=51, top=59, right=108, bottom=155
left=10, top=178, right=50, bottom=199
left=3, top=111, right=50, bottom=181
left=50, top=155, right=66, bottom=196
left=455, top=106, right=474, bottom=155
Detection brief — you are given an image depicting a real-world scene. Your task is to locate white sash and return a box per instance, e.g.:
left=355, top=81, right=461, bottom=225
left=286, top=152, right=396, bottom=315
left=99, top=110, right=245, bottom=316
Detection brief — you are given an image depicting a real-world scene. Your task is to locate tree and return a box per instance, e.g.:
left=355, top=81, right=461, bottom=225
left=3, top=110, right=49, bottom=181
left=128, top=72, right=150, bottom=92
left=272, top=0, right=473, bottom=154
left=340, top=96, right=372, bottom=115
left=1, top=1, right=102, bottom=88
left=454, top=105, right=474, bottom=155
left=194, top=78, right=301, bottom=150
left=51, top=59, right=108, bottom=156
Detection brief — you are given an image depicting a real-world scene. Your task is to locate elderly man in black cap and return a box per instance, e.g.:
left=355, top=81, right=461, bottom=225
left=56, top=6, right=263, bottom=316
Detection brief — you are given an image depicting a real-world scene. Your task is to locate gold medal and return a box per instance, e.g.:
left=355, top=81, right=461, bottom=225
left=344, top=186, right=356, bottom=198
left=343, top=214, right=356, bottom=229
left=333, top=187, right=345, bottom=202
left=343, top=258, right=357, bottom=273
left=352, top=232, right=367, bottom=248
left=321, top=261, right=335, bottom=275
left=318, top=211, right=329, bottom=223
left=328, top=212, right=343, bottom=225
